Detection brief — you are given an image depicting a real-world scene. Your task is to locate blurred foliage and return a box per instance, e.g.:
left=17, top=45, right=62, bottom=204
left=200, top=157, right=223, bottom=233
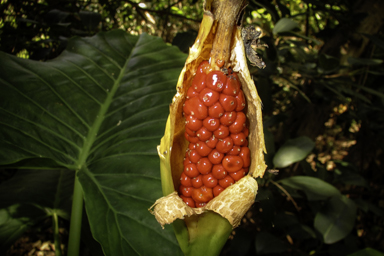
left=1, top=0, right=384, bottom=255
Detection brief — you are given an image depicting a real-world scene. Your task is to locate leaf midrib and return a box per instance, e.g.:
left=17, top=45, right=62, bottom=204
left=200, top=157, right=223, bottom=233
left=75, top=45, right=133, bottom=170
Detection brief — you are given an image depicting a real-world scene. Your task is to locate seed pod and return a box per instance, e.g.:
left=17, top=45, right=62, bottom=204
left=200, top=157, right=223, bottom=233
left=149, top=0, right=267, bottom=254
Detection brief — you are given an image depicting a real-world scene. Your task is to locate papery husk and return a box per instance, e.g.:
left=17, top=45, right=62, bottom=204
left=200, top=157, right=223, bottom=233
left=149, top=5, right=267, bottom=229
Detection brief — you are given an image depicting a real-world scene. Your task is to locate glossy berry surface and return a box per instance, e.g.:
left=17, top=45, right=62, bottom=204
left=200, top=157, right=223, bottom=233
left=179, top=63, right=251, bottom=208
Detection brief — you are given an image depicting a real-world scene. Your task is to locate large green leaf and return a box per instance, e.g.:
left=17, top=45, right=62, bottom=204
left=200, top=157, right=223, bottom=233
left=314, top=195, right=357, bottom=244
left=0, top=30, right=186, bottom=255
left=0, top=169, right=74, bottom=252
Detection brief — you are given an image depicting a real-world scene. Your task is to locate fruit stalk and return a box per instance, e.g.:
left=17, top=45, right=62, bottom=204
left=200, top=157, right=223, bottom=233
left=210, top=0, right=246, bottom=70
left=150, top=0, right=267, bottom=255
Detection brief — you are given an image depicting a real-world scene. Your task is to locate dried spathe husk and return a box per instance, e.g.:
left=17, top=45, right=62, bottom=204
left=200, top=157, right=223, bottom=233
left=149, top=9, right=267, bottom=229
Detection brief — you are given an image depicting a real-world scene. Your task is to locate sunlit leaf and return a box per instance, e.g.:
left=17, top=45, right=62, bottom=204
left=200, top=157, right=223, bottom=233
left=273, top=136, right=315, bottom=168
left=273, top=18, right=299, bottom=34
left=314, top=195, right=356, bottom=244
left=0, top=30, right=186, bottom=256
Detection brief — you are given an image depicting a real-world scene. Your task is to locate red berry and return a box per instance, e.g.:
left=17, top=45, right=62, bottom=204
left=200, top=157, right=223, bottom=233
left=239, top=147, right=251, bottom=168
left=191, top=72, right=206, bottom=92
left=196, top=127, right=212, bottom=141
left=208, top=149, right=224, bottom=164
left=183, top=97, right=208, bottom=120
left=230, top=132, right=247, bottom=146
left=184, top=132, right=200, bottom=143
left=208, top=102, right=225, bottom=118
left=187, top=86, right=199, bottom=99
left=205, top=135, right=218, bottom=148
left=243, top=126, right=249, bottom=137
left=191, top=175, right=203, bottom=188
left=229, top=170, right=246, bottom=181
left=213, top=125, right=229, bottom=139
left=184, top=163, right=200, bottom=178
left=180, top=185, right=193, bottom=197
left=213, top=185, right=224, bottom=197
left=183, top=155, right=191, bottom=167
left=192, top=186, right=213, bottom=203
left=180, top=172, right=192, bottom=187
left=219, top=176, right=235, bottom=188
left=203, top=117, right=220, bottom=132
left=185, top=126, right=196, bottom=137
left=206, top=70, right=226, bottom=92
left=219, top=94, right=237, bottom=112
left=185, top=115, right=203, bottom=131
left=189, top=149, right=201, bottom=163
left=227, top=145, right=241, bottom=155
left=220, top=111, right=237, bottom=126
left=222, top=155, right=244, bottom=173
left=197, top=157, right=213, bottom=174
left=196, top=141, right=212, bottom=156
left=216, top=136, right=234, bottom=154
left=195, top=202, right=206, bottom=208
left=229, top=112, right=246, bottom=134
left=197, top=60, right=211, bottom=74
left=202, top=174, right=218, bottom=188
left=212, top=164, right=227, bottom=179
left=199, top=88, right=220, bottom=107
left=235, top=91, right=246, bottom=111
left=216, top=59, right=225, bottom=68
left=223, top=75, right=240, bottom=96
left=188, top=143, right=196, bottom=150
left=180, top=195, right=196, bottom=208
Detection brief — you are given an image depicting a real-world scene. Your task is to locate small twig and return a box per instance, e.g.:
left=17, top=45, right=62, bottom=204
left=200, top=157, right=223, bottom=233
left=270, top=179, right=301, bottom=211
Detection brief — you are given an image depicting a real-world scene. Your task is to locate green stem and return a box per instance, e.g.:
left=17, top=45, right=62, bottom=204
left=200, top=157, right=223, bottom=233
left=52, top=211, right=62, bottom=256
left=67, top=173, right=84, bottom=256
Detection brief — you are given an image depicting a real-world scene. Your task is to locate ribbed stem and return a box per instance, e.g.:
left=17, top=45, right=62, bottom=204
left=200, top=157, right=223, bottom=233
left=52, top=212, right=62, bottom=256
left=67, top=173, right=84, bottom=256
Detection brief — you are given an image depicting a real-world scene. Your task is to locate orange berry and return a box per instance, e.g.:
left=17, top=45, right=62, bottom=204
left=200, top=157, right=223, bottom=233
left=192, top=186, right=213, bottom=203
left=206, top=70, right=226, bottom=92
left=222, top=155, right=244, bottom=173
left=184, top=163, right=200, bottom=178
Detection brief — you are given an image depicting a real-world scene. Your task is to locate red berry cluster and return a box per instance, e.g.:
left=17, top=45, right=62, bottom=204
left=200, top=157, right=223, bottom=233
left=179, top=61, right=250, bottom=208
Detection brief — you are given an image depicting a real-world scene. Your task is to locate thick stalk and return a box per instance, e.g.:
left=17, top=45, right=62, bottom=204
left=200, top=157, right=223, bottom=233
left=210, top=0, right=246, bottom=69
left=67, top=173, right=84, bottom=256
left=184, top=212, right=232, bottom=256
left=52, top=212, right=62, bottom=256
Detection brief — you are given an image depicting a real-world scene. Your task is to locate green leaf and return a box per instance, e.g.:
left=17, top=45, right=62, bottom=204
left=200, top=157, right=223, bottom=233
left=349, top=248, right=384, bottom=256
left=278, top=176, right=341, bottom=201
left=0, top=169, right=74, bottom=252
left=0, top=204, right=47, bottom=253
left=273, top=136, right=315, bottom=168
left=0, top=30, right=187, bottom=255
left=347, top=57, right=383, bottom=66
left=314, top=195, right=357, bottom=244
left=0, top=169, right=74, bottom=218
left=273, top=18, right=299, bottom=34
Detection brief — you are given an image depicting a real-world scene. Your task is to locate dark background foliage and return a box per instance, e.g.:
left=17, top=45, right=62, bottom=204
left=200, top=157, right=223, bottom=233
left=1, top=0, right=383, bottom=255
